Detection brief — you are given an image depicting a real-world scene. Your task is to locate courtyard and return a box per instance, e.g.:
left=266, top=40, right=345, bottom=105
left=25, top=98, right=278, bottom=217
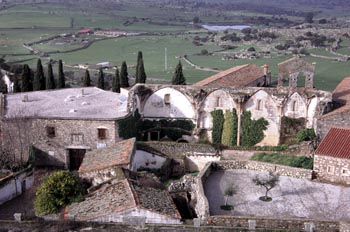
left=204, top=169, right=350, bottom=220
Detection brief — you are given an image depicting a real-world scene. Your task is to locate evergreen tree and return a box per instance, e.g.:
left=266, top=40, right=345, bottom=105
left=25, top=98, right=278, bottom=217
left=57, top=60, right=65, bottom=89
left=211, top=109, right=224, bottom=145
left=120, top=61, right=129, bottom=87
left=21, top=64, right=33, bottom=92
left=112, top=67, right=121, bottom=93
left=97, top=68, right=104, bottom=89
left=46, top=63, right=56, bottom=90
left=13, top=76, right=21, bottom=93
left=135, top=51, right=147, bottom=83
left=33, top=59, right=45, bottom=91
left=172, top=61, right=186, bottom=85
left=83, top=69, right=91, bottom=87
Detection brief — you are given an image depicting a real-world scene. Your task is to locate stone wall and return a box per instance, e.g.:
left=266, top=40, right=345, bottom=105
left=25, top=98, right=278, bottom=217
left=0, top=167, right=34, bottom=206
left=317, top=111, right=350, bottom=139
left=31, top=118, right=119, bottom=167
left=314, top=155, right=350, bottom=185
left=215, top=160, right=313, bottom=179
left=204, top=215, right=340, bottom=232
left=193, top=162, right=212, bottom=220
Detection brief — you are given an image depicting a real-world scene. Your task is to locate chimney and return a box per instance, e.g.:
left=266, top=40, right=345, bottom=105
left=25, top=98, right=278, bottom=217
left=263, top=64, right=269, bottom=76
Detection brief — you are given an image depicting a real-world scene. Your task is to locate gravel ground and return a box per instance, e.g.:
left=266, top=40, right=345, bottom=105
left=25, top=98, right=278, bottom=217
left=205, top=169, right=350, bottom=220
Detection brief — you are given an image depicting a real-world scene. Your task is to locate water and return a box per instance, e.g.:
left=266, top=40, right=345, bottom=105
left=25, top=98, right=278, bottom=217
left=202, top=24, right=250, bottom=31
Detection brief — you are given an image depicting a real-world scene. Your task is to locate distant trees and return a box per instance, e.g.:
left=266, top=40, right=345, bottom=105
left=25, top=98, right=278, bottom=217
left=172, top=61, right=186, bottom=85
left=33, top=59, right=45, bottom=91
left=21, top=64, right=33, bottom=92
left=97, top=68, right=104, bottom=89
left=112, top=67, right=120, bottom=93
left=120, top=61, right=129, bottom=88
left=57, top=60, right=65, bottom=89
left=304, top=12, right=314, bottom=23
left=83, top=69, right=91, bottom=87
left=13, top=76, right=21, bottom=93
left=46, top=63, right=56, bottom=90
left=135, top=51, right=147, bottom=84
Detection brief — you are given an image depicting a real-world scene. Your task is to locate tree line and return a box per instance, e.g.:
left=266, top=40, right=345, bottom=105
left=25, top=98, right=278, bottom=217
left=0, top=51, right=188, bottom=94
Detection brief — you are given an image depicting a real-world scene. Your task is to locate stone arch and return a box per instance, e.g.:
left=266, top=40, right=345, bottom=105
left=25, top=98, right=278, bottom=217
left=277, top=57, right=315, bottom=89
left=283, top=92, right=307, bottom=119
left=143, top=87, right=195, bottom=119
left=244, top=90, right=280, bottom=146
left=198, top=89, right=236, bottom=129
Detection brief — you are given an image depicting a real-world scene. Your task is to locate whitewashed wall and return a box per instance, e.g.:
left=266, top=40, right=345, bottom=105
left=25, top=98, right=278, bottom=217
left=283, top=92, right=307, bottom=119
left=143, top=87, right=195, bottom=119
left=131, top=150, right=167, bottom=171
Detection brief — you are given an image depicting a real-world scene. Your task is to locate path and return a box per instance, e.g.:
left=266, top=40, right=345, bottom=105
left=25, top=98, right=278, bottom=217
left=182, top=56, right=221, bottom=73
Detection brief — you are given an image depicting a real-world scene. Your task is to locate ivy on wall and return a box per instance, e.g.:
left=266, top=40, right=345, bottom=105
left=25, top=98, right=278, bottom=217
left=118, top=110, right=195, bottom=141
left=221, top=109, right=238, bottom=146
left=211, top=109, right=224, bottom=144
left=240, top=111, right=269, bottom=147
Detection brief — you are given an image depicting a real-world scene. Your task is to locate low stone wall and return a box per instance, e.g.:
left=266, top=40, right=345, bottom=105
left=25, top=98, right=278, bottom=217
left=204, top=215, right=340, bottom=232
left=193, top=162, right=212, bottom=220
left=215, top=160, right=313, bottom=180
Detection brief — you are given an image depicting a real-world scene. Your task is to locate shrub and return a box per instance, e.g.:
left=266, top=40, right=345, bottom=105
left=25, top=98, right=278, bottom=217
left=247, top=47, right=256, bottom=52
left=296, top=128, right=316, bottom=142
left=251, top=152, right=313, bottom=169
left=34, top=171, right=86, bottom=215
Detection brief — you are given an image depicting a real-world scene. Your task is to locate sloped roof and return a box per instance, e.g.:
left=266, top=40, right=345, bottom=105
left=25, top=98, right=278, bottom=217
left=4, top=87, right=128, bottom=120
left=192, top=64, right=265, bottom=87
left=321, top=78, right=350, bottom=118
left=79, top=138, right=136, bottom=173
left=315, top=127, right=350, bottom=159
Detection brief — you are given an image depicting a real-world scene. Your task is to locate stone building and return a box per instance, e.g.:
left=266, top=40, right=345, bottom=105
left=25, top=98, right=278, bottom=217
left=317, top=77, right=350, bottom=139
left=130, top=57, right=332, bottom=146
left=314, top=127, right=350, bottom=185
left=193, top=64, right=270, bottom=88
left=66, top=171, right=182, bottom=224
left=0, top=87, right=130, bottom=169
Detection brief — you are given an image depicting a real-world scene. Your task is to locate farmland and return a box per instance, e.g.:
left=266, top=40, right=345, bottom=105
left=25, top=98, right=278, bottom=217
left=0, top=1, right=350, bottom=90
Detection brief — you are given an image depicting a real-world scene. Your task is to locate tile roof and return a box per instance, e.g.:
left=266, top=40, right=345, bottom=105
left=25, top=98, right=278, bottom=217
left=67, top=175, right=181, bottom=221
left=332, top=77, right=350, bottom=105
left=315, top=127, right=350, bottom=159
left=4, top=87, right=129, bottom=120
left=131, top=181, right=181, bottom=219
left=192, top=64, right=265, bottom=87
left=67, top=179, right=136, bottom=221
left=79, top=138, right=136, bottom=173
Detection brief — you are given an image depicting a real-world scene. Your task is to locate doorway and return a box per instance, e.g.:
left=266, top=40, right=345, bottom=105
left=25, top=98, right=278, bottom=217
left=68, top=149, right=86, bottom=171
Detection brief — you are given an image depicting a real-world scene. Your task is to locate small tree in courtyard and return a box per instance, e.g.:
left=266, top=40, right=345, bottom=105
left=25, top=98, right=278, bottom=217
left=252, top=171, right=279, bottom=202
left=221, top=185, right=237, bottom=210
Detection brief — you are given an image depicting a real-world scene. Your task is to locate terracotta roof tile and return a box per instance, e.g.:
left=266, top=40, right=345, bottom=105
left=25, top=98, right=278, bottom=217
left=332, top=77, right=350, bottom=105
left=315, top=127, right=350, bottom=159
left=192, top=64, right=265, bottom=87
left=79, top=138, right=136, bottom=173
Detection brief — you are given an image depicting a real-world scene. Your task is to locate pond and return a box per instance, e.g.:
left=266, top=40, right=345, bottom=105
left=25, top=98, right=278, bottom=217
left=202, top=24, right=250, bottom=31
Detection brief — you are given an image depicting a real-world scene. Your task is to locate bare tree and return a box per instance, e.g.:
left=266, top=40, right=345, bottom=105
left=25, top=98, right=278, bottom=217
left=224, top=185, right=237, bottom=206
left=252, top=171, right=279, bottom=201
left=1, top=107, right=35, bottom=169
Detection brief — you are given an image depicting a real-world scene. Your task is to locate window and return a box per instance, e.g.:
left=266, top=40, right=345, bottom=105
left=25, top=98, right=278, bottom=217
left=98, top=128, right=107, bottom=140
left=342, top=168, right=349, bottom=176
left=164, top=94, right=171, bottom=104
left=256, top=99, right=263, bottom=111
left=327, top=166, right=334, bottom=174
left=46, top=126, right=56, bottom=138
left=215, top=97, right=221, bottom=107
left=291, top=100, right=298, bottom=111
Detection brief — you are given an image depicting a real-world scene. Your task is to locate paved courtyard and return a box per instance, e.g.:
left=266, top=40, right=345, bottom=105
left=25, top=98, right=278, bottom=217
left=204, top=169, right=350, bottom=220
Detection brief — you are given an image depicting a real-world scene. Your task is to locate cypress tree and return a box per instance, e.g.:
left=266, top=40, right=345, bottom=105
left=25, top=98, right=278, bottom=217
left=97, top=68, right=104, bottom=89
left=112, top=67, right=121, bottom=93
left=120, top=61, right=129, bottom=87
left=21, top=64, right=33, bottom=92
left=33, top=59, right=45, bottom=91
left=211, top=109, right=224, bottom=145
left=57, top=60, right=65, bottom=89
left=172, top=61, right=186, bottom=85
left=135, top=51, right=147, bottom=84
left=13, top=76, right=21, bottom=93
left=46, top=63, right=55, bottom=89
left=83, top=69, right=91, bottom=87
